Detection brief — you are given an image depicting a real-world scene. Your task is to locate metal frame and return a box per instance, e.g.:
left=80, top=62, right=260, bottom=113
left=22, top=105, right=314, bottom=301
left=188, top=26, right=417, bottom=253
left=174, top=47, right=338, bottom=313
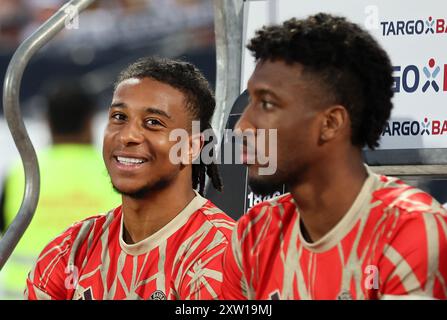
left=205, top=0, right=245, bottom=194
left=212, top=0, right=245, bottom=155
left=0, top=0, right=96, bottom=270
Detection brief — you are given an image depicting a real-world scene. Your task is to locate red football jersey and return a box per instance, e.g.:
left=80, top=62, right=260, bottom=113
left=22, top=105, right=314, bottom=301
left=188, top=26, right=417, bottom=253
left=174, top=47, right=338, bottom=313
left=26, top=193, right=234, bottom=300
left=222, top=170, right=447, bottom=300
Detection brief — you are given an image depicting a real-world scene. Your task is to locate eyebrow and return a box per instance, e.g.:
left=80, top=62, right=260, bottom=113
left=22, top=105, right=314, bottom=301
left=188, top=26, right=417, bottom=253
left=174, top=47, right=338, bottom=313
left=110, top=102, right=172, bottom=119
left=251, top=88, right=281, bottom=100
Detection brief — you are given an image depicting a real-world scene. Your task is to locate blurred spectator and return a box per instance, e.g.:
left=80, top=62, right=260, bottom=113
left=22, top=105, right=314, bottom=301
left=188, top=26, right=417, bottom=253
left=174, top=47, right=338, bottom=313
left=0, top=80, right=121, bottom=299
left=0, top=0, right=29, bottom=53
left=0, top=0, right=213, bottom=52
left=0, top=0, right=215, bottom=118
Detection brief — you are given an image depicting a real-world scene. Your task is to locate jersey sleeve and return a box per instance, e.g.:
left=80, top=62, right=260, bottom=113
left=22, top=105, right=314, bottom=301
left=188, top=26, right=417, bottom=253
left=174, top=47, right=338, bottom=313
left=179, top=239, right=228, bottom=300
left=221, top=219, right=250, bottom=300
left=25, top=224, right=80, bottom=300
left=175, top=203, right=235, bottom=300
left=378, top=209, right=447, bottom=299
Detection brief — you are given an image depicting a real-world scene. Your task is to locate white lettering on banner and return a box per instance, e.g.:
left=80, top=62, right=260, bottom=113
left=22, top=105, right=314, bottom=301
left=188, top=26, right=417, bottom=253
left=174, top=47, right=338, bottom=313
left=247, top=191, right=282, bottom=209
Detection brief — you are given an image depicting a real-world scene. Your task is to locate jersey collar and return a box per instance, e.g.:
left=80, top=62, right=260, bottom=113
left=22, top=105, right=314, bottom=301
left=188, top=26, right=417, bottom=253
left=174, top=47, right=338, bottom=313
left=119, top=190, right=208, bottom=255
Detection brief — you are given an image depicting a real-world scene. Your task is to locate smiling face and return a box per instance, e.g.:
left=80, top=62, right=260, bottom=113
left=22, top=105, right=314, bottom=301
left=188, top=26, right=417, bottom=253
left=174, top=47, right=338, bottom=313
left=103, top=77, right=192, bottom=198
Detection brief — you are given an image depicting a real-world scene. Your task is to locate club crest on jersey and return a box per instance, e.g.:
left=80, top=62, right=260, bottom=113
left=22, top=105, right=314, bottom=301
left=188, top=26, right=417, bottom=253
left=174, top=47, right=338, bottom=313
left=150, top=290, right=167, bottom=300
left=337, top=290, right=353, bottom=300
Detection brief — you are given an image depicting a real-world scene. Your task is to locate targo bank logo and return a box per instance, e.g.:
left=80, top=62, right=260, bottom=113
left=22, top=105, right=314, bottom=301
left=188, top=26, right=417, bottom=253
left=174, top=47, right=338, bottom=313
left=383, top=118, right=447, bottom=136
left=393, top=58, right=447, bottom=93
left=381, top=16, right=447, bottom=36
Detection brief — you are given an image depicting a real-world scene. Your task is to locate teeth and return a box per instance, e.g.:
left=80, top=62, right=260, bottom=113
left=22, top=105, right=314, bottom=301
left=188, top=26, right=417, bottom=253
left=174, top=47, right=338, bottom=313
left=117, top=156, right=145, bottom=165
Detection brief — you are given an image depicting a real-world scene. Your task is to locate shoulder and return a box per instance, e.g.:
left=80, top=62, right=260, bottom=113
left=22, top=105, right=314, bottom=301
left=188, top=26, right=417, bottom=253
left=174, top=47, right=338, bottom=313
left=235, top=192, right=294, bottom=235
left=174, top=199, right=235, bottom=270
left=28, top=208, right=120, bottom=297
left=369, top=176, right=447, bottom=298
left=370, top=174, right=447, bottom=257
left=62, top=208, right=118, bottom=241
left=372, top=174, right=447, bottom=219
left=175, top=200, right=235, bottom=298
left=195, top=200, right=236, bottom=242
left=34, top=207, right=119, bottom=271
left=25, top=211, right=110, bottom=299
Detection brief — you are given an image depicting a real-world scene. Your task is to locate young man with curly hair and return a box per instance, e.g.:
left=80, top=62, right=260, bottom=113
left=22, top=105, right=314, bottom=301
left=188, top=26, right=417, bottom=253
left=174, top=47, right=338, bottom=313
left=25, top=57, right=234, bottom=300
left=222, top=13, right=447, bottom=300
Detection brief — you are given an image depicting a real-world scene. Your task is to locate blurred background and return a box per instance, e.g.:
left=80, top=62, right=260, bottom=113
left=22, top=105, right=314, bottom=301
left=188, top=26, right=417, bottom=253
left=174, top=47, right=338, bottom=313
left=0, top=0, right=216, bottom=299
left=0, top=0, right=216, bottom=196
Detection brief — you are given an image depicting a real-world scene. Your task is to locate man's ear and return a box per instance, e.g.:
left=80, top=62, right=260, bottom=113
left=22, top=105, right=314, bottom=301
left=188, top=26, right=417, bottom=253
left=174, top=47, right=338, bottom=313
left=319, top=105, right=350, bottom=143
left=186, top=133, right=203, bottom=164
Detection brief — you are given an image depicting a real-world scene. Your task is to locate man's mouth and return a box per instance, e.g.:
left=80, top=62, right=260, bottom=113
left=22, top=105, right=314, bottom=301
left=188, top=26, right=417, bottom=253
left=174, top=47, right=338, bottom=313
left=112, top=154, right=150, bottom=171
left=115, top=156, right=147, bottom=165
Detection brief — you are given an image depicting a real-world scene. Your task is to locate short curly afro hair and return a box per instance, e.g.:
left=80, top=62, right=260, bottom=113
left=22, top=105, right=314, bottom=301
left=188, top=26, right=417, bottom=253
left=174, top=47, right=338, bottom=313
left=247, top=13, right=394, bottom=149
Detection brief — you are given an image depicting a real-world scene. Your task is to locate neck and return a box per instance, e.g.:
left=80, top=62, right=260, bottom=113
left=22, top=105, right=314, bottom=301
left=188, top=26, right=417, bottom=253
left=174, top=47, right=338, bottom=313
left=121, top=176, right=196, bottom=244
left=289, top=148, right=367, bottom=243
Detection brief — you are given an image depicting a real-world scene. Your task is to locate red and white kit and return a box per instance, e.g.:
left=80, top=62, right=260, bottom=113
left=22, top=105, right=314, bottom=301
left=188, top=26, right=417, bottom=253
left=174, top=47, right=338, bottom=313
left=223, top=169, right=447, bottom=300
left=27, top=193, right=234, bottom=300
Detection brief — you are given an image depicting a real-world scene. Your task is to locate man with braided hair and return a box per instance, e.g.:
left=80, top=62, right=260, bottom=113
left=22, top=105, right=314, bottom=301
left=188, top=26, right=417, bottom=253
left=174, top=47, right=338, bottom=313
left=222, top=13, right=447, bottom=300
left=26, top=57, right=234, bottom=300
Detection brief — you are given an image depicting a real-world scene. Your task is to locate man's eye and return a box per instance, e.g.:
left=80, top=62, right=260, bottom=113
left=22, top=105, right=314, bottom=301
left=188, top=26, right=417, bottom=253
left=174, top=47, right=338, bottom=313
left=261, top=100, right=275, bottom=111
left=146, top=119, right=162, bottom=127
left=111, top=113, right=126, bottom=121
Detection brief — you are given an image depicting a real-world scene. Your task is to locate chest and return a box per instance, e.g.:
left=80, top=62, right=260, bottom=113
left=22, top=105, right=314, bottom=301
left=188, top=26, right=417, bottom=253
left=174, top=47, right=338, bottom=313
left=70, top=245, right=185, bottom=300
left=248, top=222, right=384, bottom=300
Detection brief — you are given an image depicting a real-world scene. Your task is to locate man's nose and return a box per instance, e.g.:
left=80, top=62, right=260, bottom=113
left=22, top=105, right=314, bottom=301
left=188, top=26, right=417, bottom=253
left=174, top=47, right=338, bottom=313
left=119, top=121, right=144, bottom=145
left=234, top=103, right=256, bottom=134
